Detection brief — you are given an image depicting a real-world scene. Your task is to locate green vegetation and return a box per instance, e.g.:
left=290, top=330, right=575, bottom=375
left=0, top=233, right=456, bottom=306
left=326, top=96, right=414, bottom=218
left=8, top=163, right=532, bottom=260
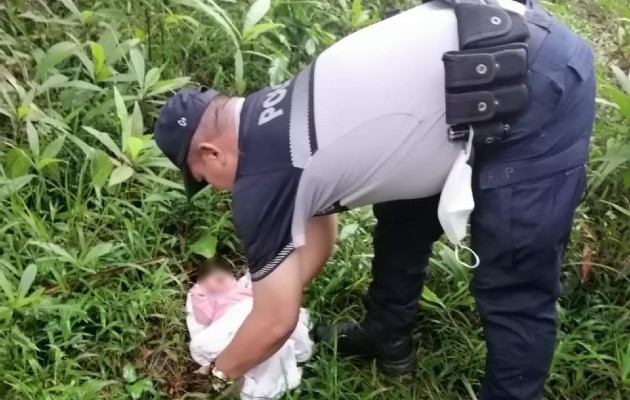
left=1, top=0, right=628, bottom=398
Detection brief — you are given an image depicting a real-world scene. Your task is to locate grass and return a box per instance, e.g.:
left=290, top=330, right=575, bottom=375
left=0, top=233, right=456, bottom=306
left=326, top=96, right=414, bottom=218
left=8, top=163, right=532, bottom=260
left=1, top=0, right=629, bottom=399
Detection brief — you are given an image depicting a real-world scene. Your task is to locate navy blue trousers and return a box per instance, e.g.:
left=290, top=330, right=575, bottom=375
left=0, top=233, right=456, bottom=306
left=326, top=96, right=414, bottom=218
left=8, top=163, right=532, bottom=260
left=365, top=12, right=596, bottom=400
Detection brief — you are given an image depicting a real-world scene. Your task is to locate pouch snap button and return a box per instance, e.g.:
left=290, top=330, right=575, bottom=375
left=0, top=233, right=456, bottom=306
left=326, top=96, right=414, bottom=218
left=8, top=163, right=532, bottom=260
left=491, top=16, right=502, bottom=25
left=478, top=102, right=488, bottom=112
left=476, top=64, right=488, bottom=74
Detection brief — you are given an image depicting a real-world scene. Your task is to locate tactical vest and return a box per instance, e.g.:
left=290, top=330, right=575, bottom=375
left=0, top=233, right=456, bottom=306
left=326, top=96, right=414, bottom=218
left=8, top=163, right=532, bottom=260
left=386, top=0, right=545, bottom=145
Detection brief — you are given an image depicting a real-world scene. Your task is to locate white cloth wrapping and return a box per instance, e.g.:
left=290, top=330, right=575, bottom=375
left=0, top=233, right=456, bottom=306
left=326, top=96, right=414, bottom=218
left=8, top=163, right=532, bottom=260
left=186, top=295, right=313, bottom=399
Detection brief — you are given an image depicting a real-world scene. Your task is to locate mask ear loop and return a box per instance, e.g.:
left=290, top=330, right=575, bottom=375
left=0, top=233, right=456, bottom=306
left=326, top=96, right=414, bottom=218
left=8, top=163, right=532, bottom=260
left=455, top=243, right=480, bottom=269
left=449, top=125, right=478, bottom=269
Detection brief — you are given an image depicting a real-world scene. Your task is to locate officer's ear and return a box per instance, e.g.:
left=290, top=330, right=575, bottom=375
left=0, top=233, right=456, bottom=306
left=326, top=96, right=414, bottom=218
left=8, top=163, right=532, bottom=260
left=198, top=142, right=224, bottom=164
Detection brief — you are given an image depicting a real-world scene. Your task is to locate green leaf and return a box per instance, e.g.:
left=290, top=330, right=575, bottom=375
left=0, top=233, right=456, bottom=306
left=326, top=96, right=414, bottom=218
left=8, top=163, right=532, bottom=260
left=0, top=306, right=13, bottom=321
left=146, top=77, right=190, bottom=97
left=611, top=65, right=630, bottom=96
left=134, top=28, right=146, bottom=41
left=144, top=67, right=161, bottom=90
left=17, top=105, right=31, bottom=120
left=624, top=168, right=630, bottom=189
left=234, top=49, right=246, bottom=95
left=601, top=85, right=630, bottom=121
left=190, top=233, right=217, bottom=258
left=113, top=87, right=128, bottom=127
left=137, top=173, right=184, bottom=190
left=351, top=0, right=362, bottom=24
left=35, top=42, right=77, bottom=80
left=65, top=80, right=105, bottom=92
left=83, top=126, right=125, bottom=161
left=59, top=0, right=82, bottom=19
left=164, top=14, right=200, bottom=27
left=97, top=65, right=113, bottom=81
left=37, top=158, right=59, bottom=170
left=338, top=223, right=359, bottom=241
left=599, top=200, right=630, bottom=218
left=41, top=135, right=66, bottom=159
left=11, top=326, right=39, bottom=351
left=90, top=42, right=105, bottom=76
left=129, top=48, right=145, bottom=88
left=592, top=139, right=630, bottom=191
left=596, top=0, right=630, bottom=19
left=421, top=286, right=446, bottom=309
left=17, top=264, right=37, bottom=299
left=123, top=364, right=138, bottom=383
left=0, top=175, right=36, bottom=200
left=268, top=55, right=288, bottom=86
left=109, top=38, right=141, bottom=67
left=6, top=148, right=31, bottom=178
left=90, top=150, right=113, bottom=189
left=621, top=340, right=630, bottom=384
left=28, top=241, right=76, bottom=264
left=305, top=37, right=317, bottom=56
left=243, top=22, right=282, bottom=43
left=0, top=269, right=15, bottom=302
left=140, top=157, right=179, bottom=170
left=68, top=134, right=94, bottom=157
left=244, top=0, right=271, bottom=32
left=0, top=65, right=26, bottom=98
left=126, top=379, right=154, bottom=400
left=131, top=102, right=143, bottom=137
left=38, top=74, right=69, bottom=93
left=75, top=49, right=94, bottom=79
left=174, top=0, right=240, bottom=48
left=108, top=165, right=134, bottom=187
left=127, top=137, right=144, bottom=160
left=113, top=87, right=131, bottom=152
left=83, top=242, right=114, bottom=265
left=26, top=121, right=40, bottom=157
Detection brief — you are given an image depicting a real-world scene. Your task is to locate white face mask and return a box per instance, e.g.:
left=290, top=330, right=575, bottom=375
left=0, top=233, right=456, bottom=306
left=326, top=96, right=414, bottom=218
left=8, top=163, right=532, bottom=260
left=438, top=127, right=480, bottom=269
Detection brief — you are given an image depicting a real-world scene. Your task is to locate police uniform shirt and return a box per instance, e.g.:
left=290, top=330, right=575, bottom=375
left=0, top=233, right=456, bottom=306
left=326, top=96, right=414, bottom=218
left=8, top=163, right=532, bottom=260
left=234, top=1, right=467, bottom=281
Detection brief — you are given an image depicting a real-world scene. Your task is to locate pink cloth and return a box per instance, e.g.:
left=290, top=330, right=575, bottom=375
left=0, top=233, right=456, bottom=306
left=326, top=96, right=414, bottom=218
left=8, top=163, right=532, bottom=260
left=189, top=275, right=253, bottom=325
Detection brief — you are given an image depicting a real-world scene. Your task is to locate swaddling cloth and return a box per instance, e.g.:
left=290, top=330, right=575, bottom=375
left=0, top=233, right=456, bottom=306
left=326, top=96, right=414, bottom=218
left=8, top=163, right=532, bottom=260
left=186, top=296, right=313, bottom=399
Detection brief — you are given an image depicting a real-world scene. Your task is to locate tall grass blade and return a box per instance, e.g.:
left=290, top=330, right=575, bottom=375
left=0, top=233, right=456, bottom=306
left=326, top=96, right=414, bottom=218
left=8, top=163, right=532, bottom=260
left=244, top=0, right=271, bottom=31
left=17, top=264, right=37, bottom=299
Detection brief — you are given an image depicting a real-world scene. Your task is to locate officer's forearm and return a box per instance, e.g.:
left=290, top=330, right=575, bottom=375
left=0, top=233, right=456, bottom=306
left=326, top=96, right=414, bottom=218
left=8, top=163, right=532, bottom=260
left=214, top=252, right=303, bottom=379
left=214, top=307, right=294, bottom=378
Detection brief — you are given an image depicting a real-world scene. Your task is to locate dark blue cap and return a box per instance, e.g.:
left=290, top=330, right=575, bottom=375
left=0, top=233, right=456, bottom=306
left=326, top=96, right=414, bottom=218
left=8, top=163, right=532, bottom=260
left=154, top=87, right=219, bottom=198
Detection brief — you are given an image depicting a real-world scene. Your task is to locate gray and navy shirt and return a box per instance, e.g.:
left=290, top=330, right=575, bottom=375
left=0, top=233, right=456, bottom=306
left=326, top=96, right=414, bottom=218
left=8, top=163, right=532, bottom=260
left=233, top=1, right=463, bottom=281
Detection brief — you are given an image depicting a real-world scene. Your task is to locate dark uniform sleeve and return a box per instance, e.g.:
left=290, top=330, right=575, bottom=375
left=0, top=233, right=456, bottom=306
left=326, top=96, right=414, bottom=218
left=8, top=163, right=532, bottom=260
left=232, top=169, right=303, bottom=281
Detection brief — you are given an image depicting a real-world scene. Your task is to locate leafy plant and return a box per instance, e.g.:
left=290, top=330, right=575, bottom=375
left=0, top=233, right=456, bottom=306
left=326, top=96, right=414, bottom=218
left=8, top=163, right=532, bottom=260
left=593, top=65, right=630, bottom=191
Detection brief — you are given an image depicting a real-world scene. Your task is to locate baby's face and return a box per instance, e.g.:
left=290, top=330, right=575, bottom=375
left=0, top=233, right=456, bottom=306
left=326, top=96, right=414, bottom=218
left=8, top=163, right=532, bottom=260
left=199, top=270, right=236, bottom=295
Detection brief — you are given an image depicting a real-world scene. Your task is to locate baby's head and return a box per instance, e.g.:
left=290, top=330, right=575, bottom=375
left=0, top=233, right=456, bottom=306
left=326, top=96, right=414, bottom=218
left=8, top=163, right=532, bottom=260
left=196, top=261, right=236, bottom=295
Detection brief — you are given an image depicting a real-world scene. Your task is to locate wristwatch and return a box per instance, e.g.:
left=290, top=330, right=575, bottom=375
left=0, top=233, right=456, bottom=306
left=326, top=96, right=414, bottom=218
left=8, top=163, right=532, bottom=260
left=209, top=363, right=235, bottom=393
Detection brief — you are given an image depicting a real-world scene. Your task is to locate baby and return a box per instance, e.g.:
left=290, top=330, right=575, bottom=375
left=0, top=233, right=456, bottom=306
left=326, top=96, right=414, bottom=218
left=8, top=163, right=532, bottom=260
left=186, top=261, right=313, bottom=399
left=189, top=264, right=252, bottom=326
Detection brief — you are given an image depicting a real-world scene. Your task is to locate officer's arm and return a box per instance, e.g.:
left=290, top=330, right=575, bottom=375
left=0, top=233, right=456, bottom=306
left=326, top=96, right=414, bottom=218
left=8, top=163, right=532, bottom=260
left=214, top=250, right=302, bottom=379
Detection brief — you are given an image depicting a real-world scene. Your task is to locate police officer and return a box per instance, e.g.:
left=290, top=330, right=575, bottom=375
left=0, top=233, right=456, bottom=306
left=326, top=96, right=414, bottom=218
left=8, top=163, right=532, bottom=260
left=154, top=0, right=595, bottom=398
